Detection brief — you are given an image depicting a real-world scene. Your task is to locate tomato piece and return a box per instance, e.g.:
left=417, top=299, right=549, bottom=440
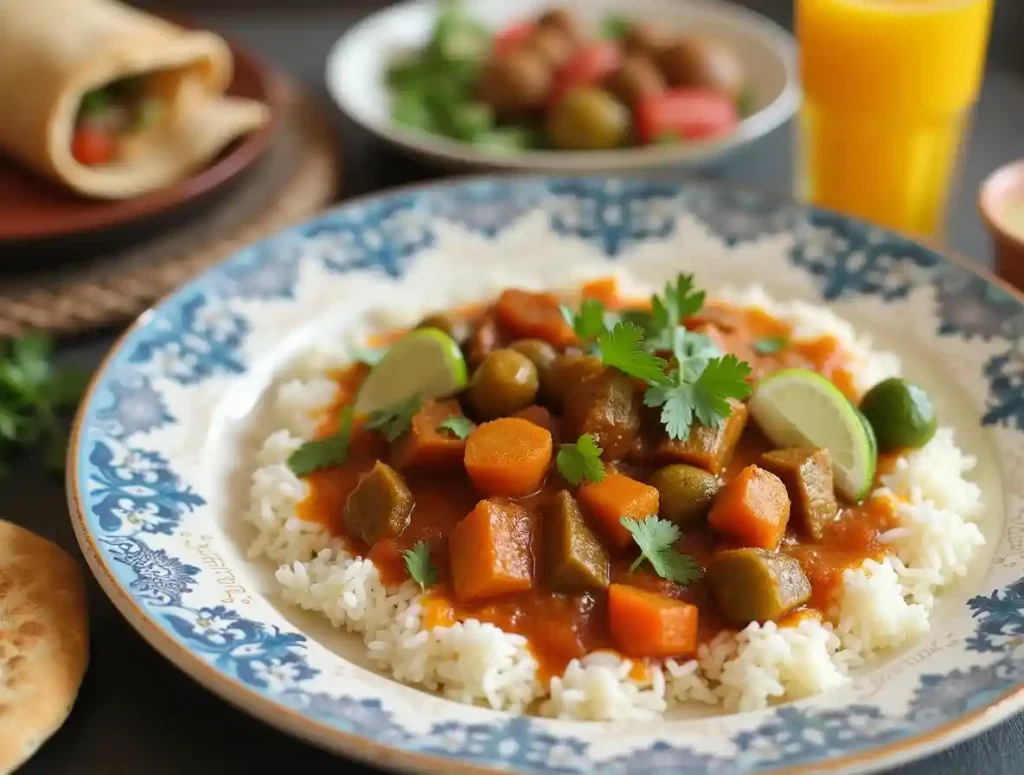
left=634, top=88, right=739, bottom=144
left=71, top=127, right=115, bottom=166
left=493, top=21, right=537, bottom=58
left=550, top=41, right=622, bottom=106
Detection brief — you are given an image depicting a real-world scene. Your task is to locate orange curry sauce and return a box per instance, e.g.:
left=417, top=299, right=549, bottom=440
left=295, top=286, right=897, bottom=679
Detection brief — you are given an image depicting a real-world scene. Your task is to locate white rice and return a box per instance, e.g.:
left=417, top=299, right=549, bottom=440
left=242, top=284, right=986, bottom=720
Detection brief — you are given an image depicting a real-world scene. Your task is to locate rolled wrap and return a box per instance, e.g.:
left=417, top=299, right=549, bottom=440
left=0, top=0, right=271, bottom=199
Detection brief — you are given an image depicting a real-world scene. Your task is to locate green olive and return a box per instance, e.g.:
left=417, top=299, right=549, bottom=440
left=546, top=87, right=630, bottom=151
left=509, top=338, right=558, bottom=373
left=648, top=464, right=721, bottom=525
left=540, top=353, right=603, bottom=410
left=468, top=348, right=540, bottom=420
left=417, top=313, right=470, bottom=346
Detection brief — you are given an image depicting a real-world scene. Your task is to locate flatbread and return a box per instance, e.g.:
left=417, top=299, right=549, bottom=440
left=0, top=0, right=270, bottom=199
left=0, top=522, right=88, bottom=774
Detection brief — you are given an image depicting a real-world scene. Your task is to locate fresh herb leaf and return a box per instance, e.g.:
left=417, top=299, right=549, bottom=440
left=600, top=15, right=631, bottom=40
left=597, top=322, right=671, bottom=385
left=352, top=346, right=387, bottom=367
left=556, top=434, right=606, bottom=486
left=620, top=516, right=703, bottom=585
left=438, top=415, right=473, bottom=440
left=690, top=355, right=752, bottom=428
left=366, top=393, right=423, bottom=442
left=561, top=298, right=612, bottom=343
left=288, top=407, right=355, bottom=476
left=753, top=336, right=787, bottom=355
left=401, top=540, right=438, bottom=592
left=650, top=274, right=705, bottom=333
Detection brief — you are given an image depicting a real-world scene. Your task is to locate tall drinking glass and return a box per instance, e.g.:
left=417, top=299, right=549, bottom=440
left=796, top=0, right=993, bottom=240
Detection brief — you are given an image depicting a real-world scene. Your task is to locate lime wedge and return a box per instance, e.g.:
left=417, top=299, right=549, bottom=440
left=749, top=368, right=877, bottom=501
left=353, top=328, right=467, bottom=416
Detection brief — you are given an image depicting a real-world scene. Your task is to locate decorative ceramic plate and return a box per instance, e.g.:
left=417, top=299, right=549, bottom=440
left=69, top=177, right=1024, bottom=774
left=326, top=0, right=797, bottom=172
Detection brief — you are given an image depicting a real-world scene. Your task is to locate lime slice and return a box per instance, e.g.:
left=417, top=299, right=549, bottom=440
left=353, top=328, right=467, bottom=416
left=749, top=368, right=877, bottom=501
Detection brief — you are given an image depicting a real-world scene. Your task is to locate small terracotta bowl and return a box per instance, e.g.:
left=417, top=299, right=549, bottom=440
left=979, top=160, right=1024, bottom=292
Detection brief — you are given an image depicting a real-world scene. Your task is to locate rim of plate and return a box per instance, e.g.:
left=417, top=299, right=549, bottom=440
left=67, top=173, right=1024, bottom=775
left=324, top=0, right=800, bottom=171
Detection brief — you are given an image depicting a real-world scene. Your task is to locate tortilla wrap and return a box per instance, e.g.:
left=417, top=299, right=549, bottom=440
left=0, top=521, right=88, bottom=774
left=0, top=0, right=270, bottom=199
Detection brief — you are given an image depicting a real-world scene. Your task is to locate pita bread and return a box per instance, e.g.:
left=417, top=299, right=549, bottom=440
left=0, top=0, right=270, bottom=199
left=0, top=522, right=88, bottom=775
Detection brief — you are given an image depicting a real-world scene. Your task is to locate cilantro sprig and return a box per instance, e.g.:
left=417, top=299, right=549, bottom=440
left=437, top=415, right=473, bottom=440
left=620, top=516, right=703, bottom=585
left=401, top=540, right=438, bottom=592
left=288, top=406, right=355, bottom=476
left=596, top=322, right=671, bottom=385
left=556, top=434, right=605, bottom=485
left=366, top=393, right=422, bottom=442
left=0, top=334, right=90, bottom=477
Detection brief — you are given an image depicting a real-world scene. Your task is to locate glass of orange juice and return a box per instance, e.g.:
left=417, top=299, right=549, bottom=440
left=796, top=0, right=994, bottom=240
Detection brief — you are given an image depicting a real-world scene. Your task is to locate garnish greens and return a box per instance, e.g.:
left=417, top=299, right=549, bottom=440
left=596, top=322, right=670, bottom=385
left=352, top=346, right=387, bottom=366
left=0, top=334, right=90, bottom=476
left=401, top=540, right=438, bottom=592
left=600, top=15, right=631, bottom=40
left=560, top=298, right=610, bottom=344
left=648, top=273, right=705, bottom=347
left=287, top=407, right=355, bottom=476
left=753, top=336, right=787, bottom=355
left=620, top=516, right=703, bottom=585
left=366, top=393, right=423, bottom=442
left=437, top=415, right=474, bottom=440
left=556, top=434, right=605, bottom=486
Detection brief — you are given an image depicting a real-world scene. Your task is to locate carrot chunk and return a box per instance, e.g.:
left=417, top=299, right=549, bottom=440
left=708, top=464, right=791, bottom=549
left=392, top=399, right=472, bottom=472
left=464, top=418, right=552, bottom=497
left=513, top=404, right=558, bottom=437
left=495, top=289, right=576, bottom=348
left=421, top=596, right=456, bottom=630
left=577, top=472, right=659, bottom=549
left=449, top=499, right=533, bottom=602
left=608, top=584, right=699, bottom=658
left=580, top=276, right=619, bottom=306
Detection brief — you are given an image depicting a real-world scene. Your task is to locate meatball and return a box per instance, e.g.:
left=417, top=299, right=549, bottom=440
left=656, top=37, right=745, bottom=99
left=525, top=25, right=575, bottom=69
left=537, top=7, right=582, bottom=43
left=477, top=49, right=552, bottom=117
left=605, top=54, right=666, bottom=106
left=622, top=22, right=668, bottom=56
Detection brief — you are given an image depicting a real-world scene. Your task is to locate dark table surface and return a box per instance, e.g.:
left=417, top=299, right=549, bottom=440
left=5, top=6, right=1024, bottom=775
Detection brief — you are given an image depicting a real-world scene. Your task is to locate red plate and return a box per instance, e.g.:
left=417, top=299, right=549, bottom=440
left=0, top=34, right=281, bottom=243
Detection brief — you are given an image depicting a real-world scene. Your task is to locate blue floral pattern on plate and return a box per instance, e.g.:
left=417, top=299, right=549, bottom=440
left=71, top=177, right=1024, bottom=774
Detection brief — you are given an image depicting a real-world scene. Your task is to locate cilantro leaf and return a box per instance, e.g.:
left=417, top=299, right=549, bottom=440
left=597, top=322, right=671, bottom=385
left=401, top=540, right=438, bottom=592
left=600, top=14, right=631, bottom=40
left=672, top=328, right=720, bottom=381
left=651, top=274, right=705, bottom=333
left=561, top=298, right=613, bottom=344
left=691, top=355, right=752, bottom=428
left=620, top=516, right=703, bottom=585
left=556, top=434, right=606, bottom=485
left=352, top=346, right=387, bottom=366
left=366, top=393, right=422, bottom=442
left=753, top=336, right=787, bottom=355
left=644, top=382, right=696, bottom=441
left=288, top=406, right=354, bottom=476
left=437, top=415, right=473, bottom=440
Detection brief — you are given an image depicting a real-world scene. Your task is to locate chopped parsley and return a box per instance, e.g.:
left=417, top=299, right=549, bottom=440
left=401, top=540, right=438, bottom=592
left=556, top=434, right=605, bottom=486
left=621, top=516, right=702, bottom=585
left=287, top=406, right=355, bottom=476
left=366, top=393, right=422, bottom=442
left=437, top=415, right=473, bottom=440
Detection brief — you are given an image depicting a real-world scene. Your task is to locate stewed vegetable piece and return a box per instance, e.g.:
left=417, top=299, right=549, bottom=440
left=464, top=417, right=553, bottom=496
left=648, top=463, right=720, bottom=525
left=450, top=498, right=534, bottom=602
left=392, top=399, right=472, bottom=471
left=706, top=548, right=811, bottom=624
left=343, top=461, right=415, bottom=545
left=563, top=368, right=642, bottom=460
left=707, top=464, right=791, bottom=550
left=545, top=490, right=610, bottom=593
left=759, top=447, right=837, bottom=540
left=634, top=399, right=749, bottom=474
left=541, top=353, right=604, bottom=409
left=608, top=584, right=699, bottom=658
left=468, top=348, right=540, bottom=419
left=577, top=472, right=659, bottom=548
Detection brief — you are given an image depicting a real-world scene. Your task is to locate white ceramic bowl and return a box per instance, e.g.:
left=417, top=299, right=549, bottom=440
left=326, top=0, right=799, bottom=172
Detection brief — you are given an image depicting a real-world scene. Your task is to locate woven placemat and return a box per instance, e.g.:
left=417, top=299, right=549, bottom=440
left=0, top=79, right=339, bottom=338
